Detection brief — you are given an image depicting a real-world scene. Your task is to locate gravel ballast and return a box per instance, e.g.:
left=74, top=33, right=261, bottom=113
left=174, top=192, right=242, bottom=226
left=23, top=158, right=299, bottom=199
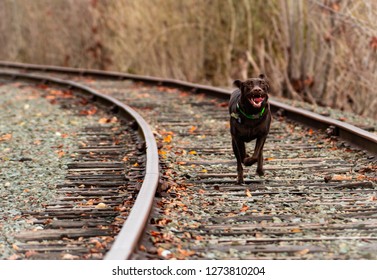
left=0, top=82, right=101, bottom=259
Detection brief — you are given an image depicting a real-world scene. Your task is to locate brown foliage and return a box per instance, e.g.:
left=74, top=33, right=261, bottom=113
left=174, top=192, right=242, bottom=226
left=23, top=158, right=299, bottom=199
left=0, top=0, right=375, bottom=118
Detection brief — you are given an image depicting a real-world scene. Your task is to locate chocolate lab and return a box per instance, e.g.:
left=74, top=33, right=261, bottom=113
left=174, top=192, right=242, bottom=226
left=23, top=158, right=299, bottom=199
left=229, top=74, right=272, bottom=184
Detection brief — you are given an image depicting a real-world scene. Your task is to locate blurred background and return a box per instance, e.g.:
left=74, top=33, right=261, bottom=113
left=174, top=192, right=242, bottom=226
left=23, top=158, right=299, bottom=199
left=0, top=0, right=376, bottom=118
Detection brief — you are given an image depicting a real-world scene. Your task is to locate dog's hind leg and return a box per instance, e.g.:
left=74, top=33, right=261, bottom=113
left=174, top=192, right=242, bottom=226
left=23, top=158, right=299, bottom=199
left=256, top=148, right=265, bottom=176
left=255, top=136, right=267, bottom=176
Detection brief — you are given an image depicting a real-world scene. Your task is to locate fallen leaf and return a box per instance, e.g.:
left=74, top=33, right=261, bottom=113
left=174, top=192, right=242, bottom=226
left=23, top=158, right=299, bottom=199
left=150, top=231, right=162, bottom=237
left=158, top=150, right=167, bottom=156
left=7, top=254, right=20, bottom=260
left=79, top=106, right=98, bottom=115
left=157, top=218, right=172, bottom=226
left=189, top=126, right=197, bottom=133
left=240, top=204, right=249, bottom=212
left=55, top=150, right=65, bottom=158
left=98, top=118, right=110, bottom=124
left=245, top=189, right=252, bottom=197
left=0, top=133, right=12, bottom=142
left=62, top=254, right=79, bottom=260
left=95, top=203, right=108, bottom=209
left=25, top=250, right=38, bottom=258
left=177, top=249, right=195, bottom=257
left=139, top=245, right=146, bottom=251
left=157, top=248, right=173, bottom=259
left=332, top=175, right=352, bottom=181
left=295, top=249, right=310, bottom=256
left=163, top=134, right=173, bottom=143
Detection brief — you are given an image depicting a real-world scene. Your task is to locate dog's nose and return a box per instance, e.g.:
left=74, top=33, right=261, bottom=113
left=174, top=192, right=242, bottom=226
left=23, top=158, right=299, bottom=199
left=252, top=86, right=263, bottom=93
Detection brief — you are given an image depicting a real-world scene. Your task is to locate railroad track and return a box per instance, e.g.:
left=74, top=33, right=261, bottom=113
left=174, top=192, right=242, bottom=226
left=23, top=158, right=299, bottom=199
left=0, top=62, right=376, bottom=260
left=0, top=70, right=158, bottom=260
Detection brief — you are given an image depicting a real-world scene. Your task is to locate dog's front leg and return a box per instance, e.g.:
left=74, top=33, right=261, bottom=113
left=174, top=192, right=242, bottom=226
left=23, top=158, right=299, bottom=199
left=232, top=137, right=246, bottom=184
left=244, top=136, right=266, bottom=169
left=256, top=146, right=265, bottom=176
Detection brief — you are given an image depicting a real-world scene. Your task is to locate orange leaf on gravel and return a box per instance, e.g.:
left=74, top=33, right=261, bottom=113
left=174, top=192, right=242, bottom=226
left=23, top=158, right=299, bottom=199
left=177, top=249, right=195, bottom=257
left=332, top=175, right=352, bottom=181
left=189, top=126, right=197, bottom=133
left=80, top=106, right=97, bottom=115
left=62, top=254, right=79, bottom=260
left=295, top=249, right=310, bottom=256
left=56, top=150, right=65, bottom=158
left=98, top=117, right=109, bottom=124
left=150, top=231, right=162, bottom=237
left=163, top=134, right=173, bottom=143
left=240, top=204, right=249, bottom=212
left=245, top=189, right=252, bottom=197
left=95, top=202, right=108, bottom=209
left=0, top=133, right=12, bottom=142
left=157, top=248, right=173, bottom=259
left=25, top=250, right=38, bottom=258
left=7, top=254, right=20, bottom=260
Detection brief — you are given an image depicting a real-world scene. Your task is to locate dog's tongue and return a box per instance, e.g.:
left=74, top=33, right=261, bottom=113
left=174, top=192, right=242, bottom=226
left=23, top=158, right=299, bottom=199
left=254, top=97, right=264, bottom=103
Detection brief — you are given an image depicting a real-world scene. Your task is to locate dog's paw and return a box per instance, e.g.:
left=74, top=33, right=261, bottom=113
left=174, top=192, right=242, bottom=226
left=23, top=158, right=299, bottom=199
left=237, top=179, right=245, bottom=185
left=256, top=168, right=265, bottom=176
left=237, top=176, right=245, bottom=185
left=244, top=157, right=257, bottom=166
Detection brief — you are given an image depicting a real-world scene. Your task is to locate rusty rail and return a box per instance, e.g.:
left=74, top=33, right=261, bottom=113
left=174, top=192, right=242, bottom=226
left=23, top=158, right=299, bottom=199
left=0, top=61, right=375, bottom=155
left=0, top=71, right=159, bottom=260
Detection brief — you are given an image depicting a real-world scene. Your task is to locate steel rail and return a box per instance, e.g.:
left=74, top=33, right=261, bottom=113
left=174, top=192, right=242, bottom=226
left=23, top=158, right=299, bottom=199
left=0, top=61, right=375, bottom=155
left=0, top=71, right=159, bottom=260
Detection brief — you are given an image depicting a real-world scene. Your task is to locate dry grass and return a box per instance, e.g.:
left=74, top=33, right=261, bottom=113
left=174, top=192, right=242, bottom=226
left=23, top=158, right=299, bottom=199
left=0, top=0, right=376, bottom=118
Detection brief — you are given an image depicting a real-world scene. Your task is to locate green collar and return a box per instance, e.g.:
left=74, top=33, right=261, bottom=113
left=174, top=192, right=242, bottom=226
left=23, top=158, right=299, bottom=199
left=235, top=103, right=266, bottom=120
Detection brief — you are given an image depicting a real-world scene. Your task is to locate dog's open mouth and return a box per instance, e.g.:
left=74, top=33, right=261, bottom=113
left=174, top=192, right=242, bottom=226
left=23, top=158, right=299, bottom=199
left=249, top=96, right=265, bottom=108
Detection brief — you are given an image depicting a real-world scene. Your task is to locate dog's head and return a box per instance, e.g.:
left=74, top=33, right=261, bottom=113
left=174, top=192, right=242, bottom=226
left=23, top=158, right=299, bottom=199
left=234, top=74, right=270, bottom=109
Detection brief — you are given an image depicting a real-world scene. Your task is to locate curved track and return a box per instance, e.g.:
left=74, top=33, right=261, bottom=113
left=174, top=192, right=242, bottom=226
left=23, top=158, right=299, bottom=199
left=1, top=62, right=376, bottom=260
left=0, top=71, right=158, bottom=260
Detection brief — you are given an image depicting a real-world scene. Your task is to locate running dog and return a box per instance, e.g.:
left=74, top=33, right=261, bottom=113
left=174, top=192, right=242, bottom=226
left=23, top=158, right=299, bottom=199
left=229, top=74, right=272, bottom=184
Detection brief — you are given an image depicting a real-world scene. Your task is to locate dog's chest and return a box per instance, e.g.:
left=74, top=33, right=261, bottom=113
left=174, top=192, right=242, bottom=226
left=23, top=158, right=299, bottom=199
left=232, top=119, right=266, bottom=142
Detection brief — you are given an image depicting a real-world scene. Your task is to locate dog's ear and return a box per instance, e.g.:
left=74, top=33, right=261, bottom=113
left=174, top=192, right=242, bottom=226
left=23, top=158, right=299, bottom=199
left=233, top=79, right=243, bottom=89
left=258, top=74, right=270, bottom=92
